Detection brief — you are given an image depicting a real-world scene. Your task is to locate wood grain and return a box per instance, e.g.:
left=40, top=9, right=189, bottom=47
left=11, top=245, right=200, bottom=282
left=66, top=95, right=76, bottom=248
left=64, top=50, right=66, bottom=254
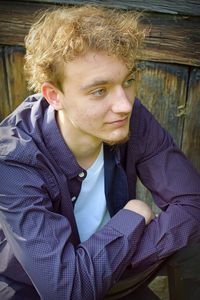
left=182, top=68, right=200, bottom=173
left=140, top=14, right=200, bottom=66
left=135, top=61, right=189, bottom=212
left=4, top=46, right=29, bottom=113
left=0, top=47, right=10, bottom=121
left=135, top=61, right=189, bottom=146
left=16, top=0, right=200, bottom=16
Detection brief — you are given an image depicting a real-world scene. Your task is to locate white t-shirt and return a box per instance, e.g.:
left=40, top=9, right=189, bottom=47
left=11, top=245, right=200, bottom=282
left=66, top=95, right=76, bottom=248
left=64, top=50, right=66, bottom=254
left=74, top=145, right=110, bottom=242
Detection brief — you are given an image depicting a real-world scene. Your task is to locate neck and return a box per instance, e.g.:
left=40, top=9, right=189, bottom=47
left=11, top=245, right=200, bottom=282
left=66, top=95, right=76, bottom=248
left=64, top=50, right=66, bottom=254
left=56, top=111, right=102, bottom=169
left=75, top=144, right=102, bottom=169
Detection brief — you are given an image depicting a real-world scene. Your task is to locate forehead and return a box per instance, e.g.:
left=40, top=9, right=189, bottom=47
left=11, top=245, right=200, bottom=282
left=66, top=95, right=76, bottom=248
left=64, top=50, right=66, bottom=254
left=63, top=51, right=130, bottom=87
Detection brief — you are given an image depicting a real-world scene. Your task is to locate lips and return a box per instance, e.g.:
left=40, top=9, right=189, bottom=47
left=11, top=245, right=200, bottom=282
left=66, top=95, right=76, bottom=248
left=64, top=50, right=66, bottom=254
left=107, top=116, right=129, bottom=126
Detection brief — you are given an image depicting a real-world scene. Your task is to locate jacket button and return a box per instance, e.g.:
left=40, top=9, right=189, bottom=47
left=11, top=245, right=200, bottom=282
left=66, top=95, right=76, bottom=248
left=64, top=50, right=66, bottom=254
left=78, top=171, right=85, bottom=178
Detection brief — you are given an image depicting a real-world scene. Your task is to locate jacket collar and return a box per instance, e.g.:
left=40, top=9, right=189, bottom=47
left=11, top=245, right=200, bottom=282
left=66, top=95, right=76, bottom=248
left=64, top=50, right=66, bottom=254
left=43, top=102, right=84, bottom=178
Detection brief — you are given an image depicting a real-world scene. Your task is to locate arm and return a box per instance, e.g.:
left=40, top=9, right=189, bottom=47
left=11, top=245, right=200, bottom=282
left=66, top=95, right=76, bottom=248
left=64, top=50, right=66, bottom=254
left=130, top=104, right=200, bottom=270
left=0, top=161, right=145, bottom=300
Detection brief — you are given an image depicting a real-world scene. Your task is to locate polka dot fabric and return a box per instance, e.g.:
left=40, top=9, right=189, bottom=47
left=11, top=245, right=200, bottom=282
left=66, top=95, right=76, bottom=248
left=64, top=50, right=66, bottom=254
left=0, top=95, right=200, bottom=299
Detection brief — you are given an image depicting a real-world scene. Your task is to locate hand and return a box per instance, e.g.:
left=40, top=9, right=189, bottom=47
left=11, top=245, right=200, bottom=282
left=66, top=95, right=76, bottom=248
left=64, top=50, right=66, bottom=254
left=124, top=199, right=154, bottom=225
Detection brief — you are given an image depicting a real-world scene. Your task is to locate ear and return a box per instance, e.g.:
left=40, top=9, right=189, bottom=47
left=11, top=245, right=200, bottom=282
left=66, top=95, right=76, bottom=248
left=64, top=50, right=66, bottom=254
left=41, top=82, right=63, bottom=110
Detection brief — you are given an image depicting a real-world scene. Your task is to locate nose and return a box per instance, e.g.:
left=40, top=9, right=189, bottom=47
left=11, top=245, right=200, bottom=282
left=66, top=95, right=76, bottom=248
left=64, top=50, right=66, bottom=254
left=111, top=87, right=133, bottom=114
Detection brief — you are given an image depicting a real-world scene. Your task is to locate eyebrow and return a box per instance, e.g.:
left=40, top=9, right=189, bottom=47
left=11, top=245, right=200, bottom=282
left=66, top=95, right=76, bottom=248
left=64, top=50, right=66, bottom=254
left=80, top=69, right=136, bottom=91
left=80, top=79, right=113, bottom=91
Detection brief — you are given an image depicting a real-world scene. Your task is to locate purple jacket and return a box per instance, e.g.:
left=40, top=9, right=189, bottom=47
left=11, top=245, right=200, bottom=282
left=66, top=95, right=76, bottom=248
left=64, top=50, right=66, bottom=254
left=0, top=95, right=200, bottom=299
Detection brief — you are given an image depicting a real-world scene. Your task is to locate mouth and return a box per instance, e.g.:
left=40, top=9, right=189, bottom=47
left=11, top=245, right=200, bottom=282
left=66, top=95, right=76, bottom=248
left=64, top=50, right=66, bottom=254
left=107, top=116, right=129, bottom=127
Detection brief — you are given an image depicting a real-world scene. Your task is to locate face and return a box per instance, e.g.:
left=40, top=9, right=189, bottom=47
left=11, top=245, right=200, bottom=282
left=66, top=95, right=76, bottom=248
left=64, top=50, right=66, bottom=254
left=57, top=51, right=136, bottom=146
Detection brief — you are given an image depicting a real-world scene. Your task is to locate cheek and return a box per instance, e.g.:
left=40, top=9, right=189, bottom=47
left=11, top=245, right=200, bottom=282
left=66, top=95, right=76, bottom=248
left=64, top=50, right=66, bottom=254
left=72, top=107, right=98, bottom=128
left=83, top=105, right=105, bottom=122
left=69, top=98, right=108, bottom=128
left=125, top=83, right=135, bottom=98
left=84, top=112, right=101, bottom=128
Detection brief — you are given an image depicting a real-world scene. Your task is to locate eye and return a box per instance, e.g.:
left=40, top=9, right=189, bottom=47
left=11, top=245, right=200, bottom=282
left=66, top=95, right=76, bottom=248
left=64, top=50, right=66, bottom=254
left=123, top=74, right=136, bottom=88
left=91, top=88, right=106, bottom=97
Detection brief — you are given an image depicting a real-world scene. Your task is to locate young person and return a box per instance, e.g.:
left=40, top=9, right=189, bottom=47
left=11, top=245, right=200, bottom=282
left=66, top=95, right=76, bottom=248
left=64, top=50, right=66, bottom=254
left=0, top=5, right=200, bottom=300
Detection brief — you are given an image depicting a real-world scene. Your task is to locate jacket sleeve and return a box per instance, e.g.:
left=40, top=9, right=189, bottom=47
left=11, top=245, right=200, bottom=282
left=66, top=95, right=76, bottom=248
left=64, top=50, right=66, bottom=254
left=0, top=160, right=145, bottom=300
left=130, top=103, right=200, bottom=271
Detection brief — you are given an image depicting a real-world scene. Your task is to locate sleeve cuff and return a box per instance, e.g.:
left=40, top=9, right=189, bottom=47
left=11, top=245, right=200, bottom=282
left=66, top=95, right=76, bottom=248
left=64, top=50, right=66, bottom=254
left=108, top=209, right=145, bottom=238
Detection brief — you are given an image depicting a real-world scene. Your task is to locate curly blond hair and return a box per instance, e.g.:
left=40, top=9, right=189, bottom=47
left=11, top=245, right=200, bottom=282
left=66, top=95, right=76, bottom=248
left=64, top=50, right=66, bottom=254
left=24, top=5, right=146, bottom=92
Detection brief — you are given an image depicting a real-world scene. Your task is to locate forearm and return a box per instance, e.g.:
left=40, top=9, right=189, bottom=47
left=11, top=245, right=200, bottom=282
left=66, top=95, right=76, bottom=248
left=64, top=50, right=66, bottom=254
left=1, top=208, right=145, bottom=300
left=129, top=197, right=200, bottom=271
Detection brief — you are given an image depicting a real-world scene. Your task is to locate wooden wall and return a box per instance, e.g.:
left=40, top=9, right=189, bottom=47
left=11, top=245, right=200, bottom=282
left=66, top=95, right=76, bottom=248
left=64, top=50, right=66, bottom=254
left=135, top=62, right=200, bottom=211
left=0, top=46, right=28, bottom=120
left=0, top=0, right=200, bottom=212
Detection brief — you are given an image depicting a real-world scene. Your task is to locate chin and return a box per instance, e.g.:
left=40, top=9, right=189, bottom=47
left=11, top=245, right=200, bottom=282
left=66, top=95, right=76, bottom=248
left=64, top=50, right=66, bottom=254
left=103, top=132, right=130, bottom=146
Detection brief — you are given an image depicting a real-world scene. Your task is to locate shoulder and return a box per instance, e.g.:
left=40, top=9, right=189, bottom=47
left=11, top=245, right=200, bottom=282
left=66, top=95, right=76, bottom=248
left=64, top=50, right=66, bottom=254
left=127, top=98, right=174, bottom=159
left=131, top=98, right=159, bottom=137
left=0, top=94, right=49, bottom=164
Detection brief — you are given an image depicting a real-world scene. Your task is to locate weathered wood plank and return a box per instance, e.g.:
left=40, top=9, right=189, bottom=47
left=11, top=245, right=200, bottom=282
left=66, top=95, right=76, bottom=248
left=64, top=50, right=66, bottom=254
left=0, top=47, right=10, bottom=121
left=140, top=14, right=200, bottom=67
left=135, top=61, right=189, bottom=146
left=4, top=46, right=29, bottom=113
left=135, top=62, right=189, bottom=212
left=0, top=1, right=200, bottom=66
left=16, top=0, right=200, bottom=16
left=0, top=1, right=51, bottom=46
left=182, top=68, right=200, bottom=173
